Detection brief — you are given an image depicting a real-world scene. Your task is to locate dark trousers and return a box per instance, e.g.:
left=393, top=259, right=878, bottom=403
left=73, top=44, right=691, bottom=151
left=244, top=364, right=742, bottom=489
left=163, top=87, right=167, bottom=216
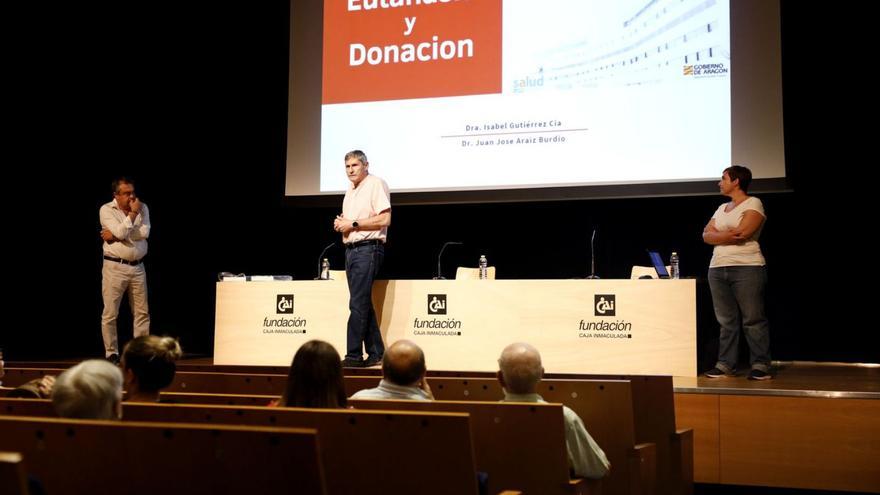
left=344, top=242, right=385, bottom=361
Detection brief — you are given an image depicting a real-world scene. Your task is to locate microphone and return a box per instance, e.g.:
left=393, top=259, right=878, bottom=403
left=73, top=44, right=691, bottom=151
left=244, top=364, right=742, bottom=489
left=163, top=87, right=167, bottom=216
left=586, top=228, right=600, bottom=279
left=314, top=242, right=335, bottom=280
left=433, top=241, right=463, bottom=280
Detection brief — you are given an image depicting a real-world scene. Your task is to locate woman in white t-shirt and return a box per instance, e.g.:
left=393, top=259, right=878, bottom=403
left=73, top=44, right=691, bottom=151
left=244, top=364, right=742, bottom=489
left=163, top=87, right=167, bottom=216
left=701, top=165, right=772, bottom=380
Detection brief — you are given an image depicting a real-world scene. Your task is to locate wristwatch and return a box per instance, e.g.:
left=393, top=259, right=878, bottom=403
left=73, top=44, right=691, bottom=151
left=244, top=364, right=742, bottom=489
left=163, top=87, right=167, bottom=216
left=352, top=220, right=359, bottom=230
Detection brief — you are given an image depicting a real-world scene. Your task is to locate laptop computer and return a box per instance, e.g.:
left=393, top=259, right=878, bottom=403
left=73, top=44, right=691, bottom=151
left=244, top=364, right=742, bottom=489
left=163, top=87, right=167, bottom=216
left=647, top=250, right=670, bottom=279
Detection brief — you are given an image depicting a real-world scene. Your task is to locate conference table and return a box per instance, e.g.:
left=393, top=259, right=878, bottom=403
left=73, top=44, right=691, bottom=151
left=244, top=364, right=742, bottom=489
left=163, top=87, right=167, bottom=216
left=214, top=278, right=696, bottom=376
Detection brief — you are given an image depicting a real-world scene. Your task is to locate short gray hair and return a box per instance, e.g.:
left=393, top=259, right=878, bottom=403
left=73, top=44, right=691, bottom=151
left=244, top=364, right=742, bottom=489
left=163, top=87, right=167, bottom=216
left=344, top=150, right=368, bottom=164
left=498, top=343, right=543, bottom=394
left=52, top=360, right=123, bottom=420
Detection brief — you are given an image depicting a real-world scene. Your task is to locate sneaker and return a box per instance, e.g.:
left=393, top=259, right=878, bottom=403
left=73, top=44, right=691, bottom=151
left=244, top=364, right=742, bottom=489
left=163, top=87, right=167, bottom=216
left=363, top=356, right=383, bottom=367
left=107, top=353, right=120, bottom=365
left=748, top=369, right=772, bottom=381
left=704, top=367, right=729, bottom=378
left=341, top=358, right=365, bottom=368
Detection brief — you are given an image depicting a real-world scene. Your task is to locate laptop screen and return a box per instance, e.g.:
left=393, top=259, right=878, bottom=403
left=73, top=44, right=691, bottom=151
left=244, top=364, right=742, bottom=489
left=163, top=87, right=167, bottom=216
left=647, top=251, right=670, bottom=278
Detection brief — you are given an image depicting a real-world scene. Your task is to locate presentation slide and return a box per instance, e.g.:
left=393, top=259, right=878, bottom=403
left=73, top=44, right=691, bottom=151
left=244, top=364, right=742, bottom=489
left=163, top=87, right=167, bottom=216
left=287, top=0, right=784, bottom=201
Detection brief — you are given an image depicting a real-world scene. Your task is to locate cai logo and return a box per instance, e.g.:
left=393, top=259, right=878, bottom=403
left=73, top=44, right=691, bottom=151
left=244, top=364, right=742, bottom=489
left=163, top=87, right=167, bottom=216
left=594, top=294, right=616, bottom=316
left=277, top=294, right=294, bottom=314
left=427, top=294, right=447, bottom=315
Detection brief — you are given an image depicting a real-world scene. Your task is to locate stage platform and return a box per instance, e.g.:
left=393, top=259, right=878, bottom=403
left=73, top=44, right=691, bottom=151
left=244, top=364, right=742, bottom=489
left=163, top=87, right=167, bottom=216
left=673, top=361, right=880, bottom=398
left=673, top=361, right=879, bottom=493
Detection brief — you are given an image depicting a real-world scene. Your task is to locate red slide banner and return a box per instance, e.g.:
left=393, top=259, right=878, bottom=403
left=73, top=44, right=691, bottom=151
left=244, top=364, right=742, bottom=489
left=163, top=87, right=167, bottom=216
left=323, top=0, right=502, bottom=104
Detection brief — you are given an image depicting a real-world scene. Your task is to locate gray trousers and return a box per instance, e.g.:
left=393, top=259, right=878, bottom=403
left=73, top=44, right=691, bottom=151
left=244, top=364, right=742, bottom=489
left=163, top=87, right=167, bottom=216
left=101, top=259, right=150, bottom=356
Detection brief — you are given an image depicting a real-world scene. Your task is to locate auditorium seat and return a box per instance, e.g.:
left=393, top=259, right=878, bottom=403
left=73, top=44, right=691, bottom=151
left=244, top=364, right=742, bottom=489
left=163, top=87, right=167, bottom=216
left=0, top=451, right=29, bottom=495
left=0, top=415, right=325, bottom=495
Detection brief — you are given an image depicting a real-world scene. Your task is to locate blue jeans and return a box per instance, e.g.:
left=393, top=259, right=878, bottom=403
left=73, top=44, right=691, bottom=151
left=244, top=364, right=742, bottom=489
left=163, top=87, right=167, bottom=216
left=708, top=266, right=771, bottom=373
left=344, top=242, right=385, bottom=361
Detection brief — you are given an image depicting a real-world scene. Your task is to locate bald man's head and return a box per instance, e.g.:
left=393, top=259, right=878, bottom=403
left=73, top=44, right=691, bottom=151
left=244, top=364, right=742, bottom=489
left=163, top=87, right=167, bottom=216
left=498, top=343, right=544, bottom=394
left=383, top=340, right=427, bottom=386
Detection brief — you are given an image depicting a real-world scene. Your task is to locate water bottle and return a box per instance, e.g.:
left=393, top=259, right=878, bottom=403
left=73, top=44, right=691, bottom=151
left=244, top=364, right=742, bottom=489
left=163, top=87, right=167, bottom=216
left=479, top=255, right=488, bottom=279
left=670, top=251, right=680, bottom=279
left=320, top=258, right=330, bottom=280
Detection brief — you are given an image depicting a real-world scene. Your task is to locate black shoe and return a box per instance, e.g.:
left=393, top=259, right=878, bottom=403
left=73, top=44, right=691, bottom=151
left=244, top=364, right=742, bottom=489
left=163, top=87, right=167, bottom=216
left=107, top=353, right=120, bottom=365
left=363, top=356, right=383, bottom=367
left=704, top=367, right=730, bottom=378
left=341, top=358, right=365, bottom=368
left=748, top=369, right=772, bottom=381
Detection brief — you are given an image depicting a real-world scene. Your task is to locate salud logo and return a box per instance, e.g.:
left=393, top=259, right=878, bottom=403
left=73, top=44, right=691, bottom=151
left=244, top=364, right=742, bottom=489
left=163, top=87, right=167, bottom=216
left=277, top=294, right=294, bottom=314
left=594, top=294, right=616, bottom=316
left=427, top=294, right=447, bottom=315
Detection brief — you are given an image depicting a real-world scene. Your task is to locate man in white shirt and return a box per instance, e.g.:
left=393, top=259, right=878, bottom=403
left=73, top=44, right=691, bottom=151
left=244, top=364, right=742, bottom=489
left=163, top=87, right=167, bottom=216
left=333, top=150, right=391, bottom=368
left=99, top=177, right=151, bottom=364
left=497, top=342, right=611, bottom=479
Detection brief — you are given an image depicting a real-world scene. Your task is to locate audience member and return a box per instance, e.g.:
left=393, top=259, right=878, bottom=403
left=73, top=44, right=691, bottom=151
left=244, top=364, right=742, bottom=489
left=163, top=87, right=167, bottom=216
left=350, top=340, right=433, bottom=400
left=277, top=340, right=348, bottom=408
left=52, top=360, right=123, bottom=419
left=497, top=342, right=610, bottom=479
left=121, top=335, right=183, bottom=403
left=7, top=375, right=56, bottom=398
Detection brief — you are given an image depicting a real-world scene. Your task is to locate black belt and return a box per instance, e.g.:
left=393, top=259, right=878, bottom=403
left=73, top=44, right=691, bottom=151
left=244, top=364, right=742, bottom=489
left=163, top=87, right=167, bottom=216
left=103, top=255, right=142, bottom=266
left=345, top=239, right=384, bottom=249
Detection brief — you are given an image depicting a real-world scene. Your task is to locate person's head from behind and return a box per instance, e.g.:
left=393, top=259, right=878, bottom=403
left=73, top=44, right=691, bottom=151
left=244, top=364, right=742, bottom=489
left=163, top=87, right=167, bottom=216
left=382, top=340, right=427, bottom=387
left=121, top=335, right=182, bottom=401
left=721, top=165, right=752, bottom=194
left=280, top=340, right=347, bottom=408
left=497, top=342, right=544, bottom=395
left=52, top=360, right=123, bottom=420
